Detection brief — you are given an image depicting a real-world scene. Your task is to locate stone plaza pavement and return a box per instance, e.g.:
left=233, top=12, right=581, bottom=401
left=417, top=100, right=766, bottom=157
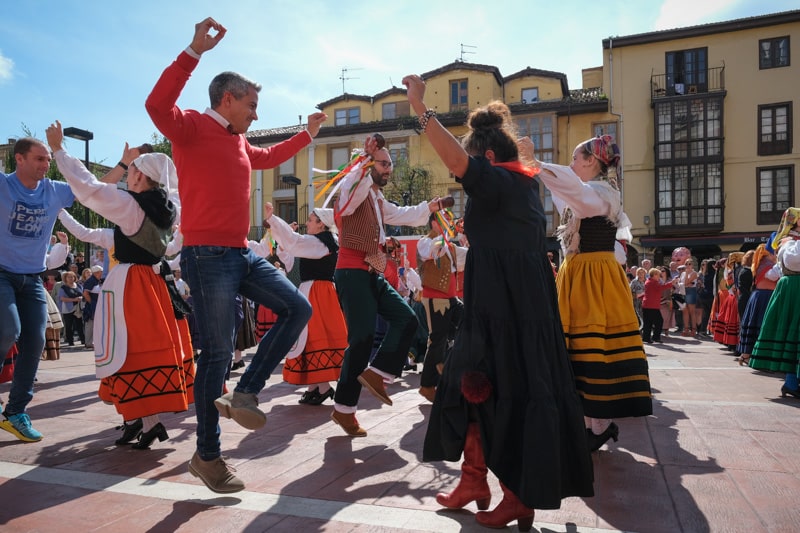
left=1, top=334, right=800, bottom=533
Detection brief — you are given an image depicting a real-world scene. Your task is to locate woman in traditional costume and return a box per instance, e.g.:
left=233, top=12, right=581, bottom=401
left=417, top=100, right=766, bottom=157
left=527, top=135, right=653, bottom=453
left=736, top=239, right=779, bottom=365
left=47, top=122, right=193, bottom=450
left=749, top=208, right=800, bottom=398
left=258, top=203, right=346, bottom=405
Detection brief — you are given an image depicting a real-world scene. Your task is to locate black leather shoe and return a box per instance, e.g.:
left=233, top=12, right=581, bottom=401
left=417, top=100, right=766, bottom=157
left=115, top=419, right=143, bottom=445
left=781, top=385, right=800, bottom=399
left=132, top=422, right=168, bottom=450
left=299, top=387, right=320, bottom=404
left=230, top=360, right=245, bottom=371
left=306, top=387, right=335, bottom=406
left=588, top=422, right=620, bottom=452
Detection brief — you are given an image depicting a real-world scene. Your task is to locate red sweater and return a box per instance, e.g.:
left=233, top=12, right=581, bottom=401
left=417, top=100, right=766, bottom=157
left=642, top=277, right=664, bottom=310
left=146, top=51, right=312, bottom=247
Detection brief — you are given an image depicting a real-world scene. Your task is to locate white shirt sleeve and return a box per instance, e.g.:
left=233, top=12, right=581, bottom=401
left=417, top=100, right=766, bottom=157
left=382, top=197, right=431, bottom=228
left=54, top=150, right=144, bottom=236
left=405, top=267, right=422, bottom=293
left=335, top=158, right=374, bottom=217
left=165, top=228, right=183, bottom=257
left=266, top=214, right=331, bottom=259
left=539, top=163, right=611, bottom=219
left=454, top=244, right=468, bottom=271
left=277, top=246, right=295, bottom=272
left=46, top=243, right=69, bottom=270
left=417, top=236, right=443, bottom=260
left=58, top=209, right=115, bottom=250
left=767, top=263, right=782, bottom=281
left=247, top=239, right=272, bottom=258
left=779, top=240, right=800, bottom=272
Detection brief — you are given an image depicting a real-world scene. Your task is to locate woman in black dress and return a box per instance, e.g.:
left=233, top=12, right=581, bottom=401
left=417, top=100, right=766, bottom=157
left=402, top=75, right=593, bottom=531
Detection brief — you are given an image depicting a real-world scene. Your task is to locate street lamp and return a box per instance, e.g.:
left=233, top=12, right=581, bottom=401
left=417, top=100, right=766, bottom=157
left=282, top=175, right=302, bottom=222
left=64, top=127, right=94, bottom=261
left=250, top=187, right=261, bottom=238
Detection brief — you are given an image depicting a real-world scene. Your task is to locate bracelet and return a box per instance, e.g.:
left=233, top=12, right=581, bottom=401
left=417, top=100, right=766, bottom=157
left=117, top=161, right=128, bottom=170
left=418, top=109, right=437, bottom=132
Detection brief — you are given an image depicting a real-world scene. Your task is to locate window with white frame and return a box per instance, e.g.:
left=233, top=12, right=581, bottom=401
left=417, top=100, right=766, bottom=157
left=335, top=107, right=360, bottom=126
left=521, top=87, right=539, bottom=104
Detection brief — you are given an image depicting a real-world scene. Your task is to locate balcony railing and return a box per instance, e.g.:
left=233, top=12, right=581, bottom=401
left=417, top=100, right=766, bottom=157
left=274, top=174, right=296, bottom=190
left=651, top=66, right=725, bottom=100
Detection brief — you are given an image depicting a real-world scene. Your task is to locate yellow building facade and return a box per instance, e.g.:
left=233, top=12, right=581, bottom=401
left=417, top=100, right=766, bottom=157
left=604, top=10, right=799, bottom=263
left=247, top=9, right=798, bottom=266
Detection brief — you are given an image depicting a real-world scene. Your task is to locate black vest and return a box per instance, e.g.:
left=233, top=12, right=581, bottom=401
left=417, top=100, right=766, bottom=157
left=113, top=189, right=176, bottom=265
left=298, top=231, right=338, bottom=282
left=578, top=216, right=617, bottom=253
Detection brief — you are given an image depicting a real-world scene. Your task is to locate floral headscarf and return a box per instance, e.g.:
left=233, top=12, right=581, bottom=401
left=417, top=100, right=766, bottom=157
left=771, top=207, right=800, bottom=249
left=584, top=135, right=621, bottom=167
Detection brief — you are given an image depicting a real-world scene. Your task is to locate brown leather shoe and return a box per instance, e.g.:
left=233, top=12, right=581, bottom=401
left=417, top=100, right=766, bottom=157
left=330, top=410, right=367, bottom=437
left=419, top=386, right=436, bottom=402
left=188, top=452, right=245, bottom=493
left=357, top=368, right=392, bottom=405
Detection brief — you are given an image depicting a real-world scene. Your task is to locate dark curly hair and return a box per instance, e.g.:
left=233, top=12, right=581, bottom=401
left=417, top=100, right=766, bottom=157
left=461, top=101, right=520, bottom=163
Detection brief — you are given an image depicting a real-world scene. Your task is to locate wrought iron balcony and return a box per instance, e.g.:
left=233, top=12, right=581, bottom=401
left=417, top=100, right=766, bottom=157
left=651, top=66, right=725, bottom=100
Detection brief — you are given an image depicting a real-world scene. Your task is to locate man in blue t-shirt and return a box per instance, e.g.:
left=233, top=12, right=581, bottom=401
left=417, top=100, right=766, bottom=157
left=0, top=137, right=74, bottom=442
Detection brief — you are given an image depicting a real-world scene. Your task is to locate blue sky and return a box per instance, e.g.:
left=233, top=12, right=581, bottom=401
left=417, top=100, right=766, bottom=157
left=1, top=0, right=795, bottom=166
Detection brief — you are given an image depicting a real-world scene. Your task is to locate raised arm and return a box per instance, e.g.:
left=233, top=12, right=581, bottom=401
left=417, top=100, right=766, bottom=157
left=100, top=143, right=143, bottom=184
left=58, top=209, right=114, bottom=250
left=403, top=74, right=468, bottom=178
left=46, top=120, right=145, bottom=236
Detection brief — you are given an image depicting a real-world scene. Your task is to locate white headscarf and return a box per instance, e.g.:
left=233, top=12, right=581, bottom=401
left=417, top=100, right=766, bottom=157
left=313, top=207, right=337, bottom=234
left=132, top=152, right=181, bottom=224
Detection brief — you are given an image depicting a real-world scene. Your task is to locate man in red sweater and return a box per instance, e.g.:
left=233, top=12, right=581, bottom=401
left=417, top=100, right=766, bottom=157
left=146, top=17, right=326, bottom=494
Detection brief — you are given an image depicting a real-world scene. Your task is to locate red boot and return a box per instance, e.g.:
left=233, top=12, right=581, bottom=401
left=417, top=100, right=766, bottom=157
left=475, top=482, right=534, bottom=531
left=436, top=423, right=491, bottom=510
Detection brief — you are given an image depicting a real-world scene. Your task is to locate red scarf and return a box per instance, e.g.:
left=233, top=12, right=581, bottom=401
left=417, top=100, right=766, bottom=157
left=491, top=161, right=540, bottom=178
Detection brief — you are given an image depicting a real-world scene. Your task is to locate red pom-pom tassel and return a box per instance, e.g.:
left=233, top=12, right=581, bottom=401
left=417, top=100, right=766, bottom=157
left=461, top=371, right=492, bottom=404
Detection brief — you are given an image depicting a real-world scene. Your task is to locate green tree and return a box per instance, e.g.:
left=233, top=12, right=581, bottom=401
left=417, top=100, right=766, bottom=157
left=148, top=133, right=172, bottom=157
left=383, top=158, right=433, bottom=236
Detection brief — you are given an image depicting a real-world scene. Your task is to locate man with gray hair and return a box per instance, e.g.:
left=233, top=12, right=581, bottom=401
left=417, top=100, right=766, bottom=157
left=146, top=16, right=327, bottom=494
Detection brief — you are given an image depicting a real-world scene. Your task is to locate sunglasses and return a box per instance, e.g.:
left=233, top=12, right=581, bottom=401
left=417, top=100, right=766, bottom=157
left=373, top=159, right=393, bottom=169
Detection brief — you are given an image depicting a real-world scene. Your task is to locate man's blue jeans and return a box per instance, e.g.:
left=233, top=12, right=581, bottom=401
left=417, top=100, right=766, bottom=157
left=0, top=271, right=48, bottom=415
left=181, top=246, right=312, bottom=460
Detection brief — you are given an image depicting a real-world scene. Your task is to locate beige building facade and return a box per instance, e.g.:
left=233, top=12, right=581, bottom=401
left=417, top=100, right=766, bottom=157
left=247, top=9, right=798, bottom=266
left=605, top=10, right=799, bottom=264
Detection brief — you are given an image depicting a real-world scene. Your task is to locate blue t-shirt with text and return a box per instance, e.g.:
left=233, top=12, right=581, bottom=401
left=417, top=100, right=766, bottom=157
left=1, top=171, right=74, bottom=274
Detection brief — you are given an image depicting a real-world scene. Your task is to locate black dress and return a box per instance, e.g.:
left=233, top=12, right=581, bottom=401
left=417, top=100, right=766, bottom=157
left=423, top=156, right=594, bottom=509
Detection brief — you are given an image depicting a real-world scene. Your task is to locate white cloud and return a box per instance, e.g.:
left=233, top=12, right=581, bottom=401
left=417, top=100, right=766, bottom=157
left=654, top=0, right=751, bottom=30
left=0, top=50, right=14, bottom=83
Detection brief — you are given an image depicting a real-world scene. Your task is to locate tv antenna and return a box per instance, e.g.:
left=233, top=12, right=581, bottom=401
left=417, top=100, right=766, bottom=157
left=459, top=43, right=477, bottom=62
left=340, top=67, right=363, bottom=94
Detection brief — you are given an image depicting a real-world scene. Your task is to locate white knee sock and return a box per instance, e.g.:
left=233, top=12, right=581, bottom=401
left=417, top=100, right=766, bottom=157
left=141, top=415, right=160, bottom=433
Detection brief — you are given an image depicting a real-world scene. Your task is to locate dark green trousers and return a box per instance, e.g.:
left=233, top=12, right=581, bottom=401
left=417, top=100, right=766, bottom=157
left=333, top=269, right=418, bottom=406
